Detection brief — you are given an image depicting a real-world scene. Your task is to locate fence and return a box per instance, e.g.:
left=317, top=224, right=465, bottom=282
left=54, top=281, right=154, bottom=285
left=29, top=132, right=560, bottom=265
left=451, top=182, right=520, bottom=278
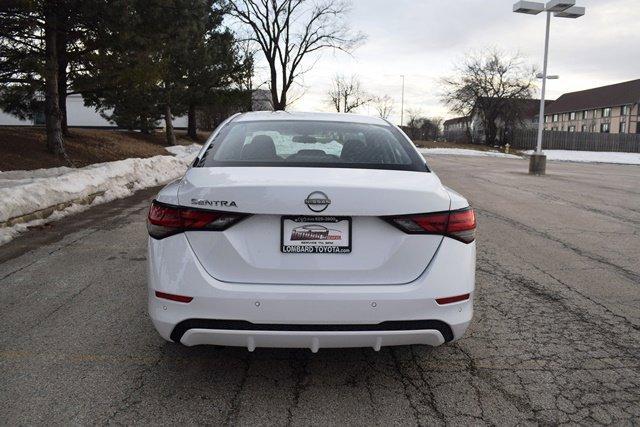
left=511, top=129, right=640, bottom=153
left=443, top=130, right=471, bottom=144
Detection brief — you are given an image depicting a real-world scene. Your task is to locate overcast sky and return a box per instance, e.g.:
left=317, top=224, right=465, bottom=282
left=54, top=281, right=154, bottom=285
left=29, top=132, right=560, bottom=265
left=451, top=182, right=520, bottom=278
left=250, top=0, right=640, bottom=124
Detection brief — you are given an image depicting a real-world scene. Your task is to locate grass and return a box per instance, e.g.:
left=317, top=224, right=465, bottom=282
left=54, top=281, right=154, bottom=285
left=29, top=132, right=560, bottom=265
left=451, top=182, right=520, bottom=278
left=0, top=127, right=207, bottom=171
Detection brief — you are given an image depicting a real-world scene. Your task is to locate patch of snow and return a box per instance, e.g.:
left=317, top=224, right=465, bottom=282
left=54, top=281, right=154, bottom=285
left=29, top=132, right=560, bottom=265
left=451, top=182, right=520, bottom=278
left=0, top=144, right=201, bottom=245
left=524, top=150, right=640, bottom=165
left=0, top=166, right=75, bottom=188
left=419, top=148, right=521, bottom=159
left=165, top=143, right=201, bottom=157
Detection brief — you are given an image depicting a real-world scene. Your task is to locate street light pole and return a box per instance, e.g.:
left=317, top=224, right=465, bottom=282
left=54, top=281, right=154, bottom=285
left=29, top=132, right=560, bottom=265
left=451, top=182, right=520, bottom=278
left=400, top=75, right=405, bottom=127
left=536, top=10, right=551, bottom=155
left=513, top=0, right=585, bottom=175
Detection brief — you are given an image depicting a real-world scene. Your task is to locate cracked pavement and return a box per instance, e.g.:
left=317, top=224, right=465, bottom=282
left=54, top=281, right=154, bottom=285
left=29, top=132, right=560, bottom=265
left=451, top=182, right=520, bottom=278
left=1, top=156, right=639, bottom=425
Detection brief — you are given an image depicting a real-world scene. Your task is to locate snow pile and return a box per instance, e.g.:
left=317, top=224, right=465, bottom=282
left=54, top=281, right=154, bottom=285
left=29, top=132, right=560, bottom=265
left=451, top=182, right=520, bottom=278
left=419, top=148, right=521, bottom=159
left=524, top=150, right=640, bottom=165
left=165, top=144, right=202, bottom=158
left=0, top=166, right=75, bottom=189
left=0, top=144, right=201, bottom=245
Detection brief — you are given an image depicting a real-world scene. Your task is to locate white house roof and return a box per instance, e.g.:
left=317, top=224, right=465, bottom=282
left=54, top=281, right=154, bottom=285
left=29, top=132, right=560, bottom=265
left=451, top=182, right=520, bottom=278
left=234, top=111, right=389, bottom=125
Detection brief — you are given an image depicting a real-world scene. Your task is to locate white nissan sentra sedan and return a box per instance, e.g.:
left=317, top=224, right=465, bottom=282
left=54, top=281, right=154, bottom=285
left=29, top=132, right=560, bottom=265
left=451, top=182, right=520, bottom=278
left=147, top=111, right=475, bottom=352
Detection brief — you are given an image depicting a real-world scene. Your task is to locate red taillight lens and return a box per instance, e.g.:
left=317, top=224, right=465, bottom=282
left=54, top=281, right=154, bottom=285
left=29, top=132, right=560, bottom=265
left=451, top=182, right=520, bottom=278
left=147, top=200, right=246, bottom=239
left=446, top=208, right=476, bottom=243
left=179, top=209, right=221, bottom=228
left=386, top=207, right=476, bottom=243
left=148, top=201, right=182, bottom=228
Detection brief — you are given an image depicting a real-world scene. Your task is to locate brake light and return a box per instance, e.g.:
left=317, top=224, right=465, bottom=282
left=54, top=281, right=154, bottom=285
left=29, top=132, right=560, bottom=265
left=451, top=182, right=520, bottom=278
left=147, top=200, right=247, bottom=239
left=385, top=207, right=476, bottom=243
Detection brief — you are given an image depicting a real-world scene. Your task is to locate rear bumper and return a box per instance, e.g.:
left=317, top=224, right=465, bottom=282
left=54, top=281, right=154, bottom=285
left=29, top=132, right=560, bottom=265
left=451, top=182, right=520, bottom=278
left=148, top=234, right=475, bottom=351
left=181, top=329, right=446, bottom=351
left=167, top=319, right=454, bottom=351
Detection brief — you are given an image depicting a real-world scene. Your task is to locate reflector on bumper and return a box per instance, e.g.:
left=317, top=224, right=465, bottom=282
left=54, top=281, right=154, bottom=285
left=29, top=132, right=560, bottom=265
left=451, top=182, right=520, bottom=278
left=155, top=291, right=193, bottom=303
left=436, top=293, right=470, bottom=305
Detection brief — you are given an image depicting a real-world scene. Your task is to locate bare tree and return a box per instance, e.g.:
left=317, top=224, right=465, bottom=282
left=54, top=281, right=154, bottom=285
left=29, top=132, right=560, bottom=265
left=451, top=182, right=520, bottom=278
left=228, top=0, right=364, bottom=110
left=404, top=108, right=423, bottom=140
left=326, top=74, right=371, bottom=113
left=430, top=117, right=443, bottom=139
left=441, top=49, right=536, bottom=146
left=373, top=94, right=394, bottom=119
left=404, top=108, right=442, bottom=141
left=405, top=108, right=423, bottom=130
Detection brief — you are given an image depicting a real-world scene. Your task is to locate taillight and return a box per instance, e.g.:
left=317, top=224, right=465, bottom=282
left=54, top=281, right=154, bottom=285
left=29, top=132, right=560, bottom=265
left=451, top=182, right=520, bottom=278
left=147, top=200, right=247, bottom=239
left=385, top=207, right=476, bottom=243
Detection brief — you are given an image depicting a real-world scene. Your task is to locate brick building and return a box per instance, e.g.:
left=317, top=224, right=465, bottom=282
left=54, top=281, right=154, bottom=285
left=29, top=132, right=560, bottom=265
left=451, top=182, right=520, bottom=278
left=544, top=79, right=640, bottom=134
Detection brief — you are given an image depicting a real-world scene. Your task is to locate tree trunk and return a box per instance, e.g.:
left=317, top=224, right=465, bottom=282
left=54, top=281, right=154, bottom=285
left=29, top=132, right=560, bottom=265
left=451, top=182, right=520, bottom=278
left=56, top=22, right=69, bottom=136
left=272, top=93, right=285, bottom=111
left=278, top=90, right=287, bottom=111
left=139, top=115, right=151, bottom=134
left=269, top=64, right=281, bottom=110
left=58, top=62, right=68, bottom=136
left=43, top=1, right=68, bottom=161
left=164, top=104, right=176, bottom=146
left=485, top=119, right=498, bottom=146
left=140, top=122, right=151, bottom=135
left=187, top=103, right=197, bottom=140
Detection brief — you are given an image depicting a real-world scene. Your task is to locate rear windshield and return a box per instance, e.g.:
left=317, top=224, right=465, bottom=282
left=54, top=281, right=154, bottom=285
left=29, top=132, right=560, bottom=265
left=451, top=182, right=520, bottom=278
left=196, top=120, right=428, bottom=172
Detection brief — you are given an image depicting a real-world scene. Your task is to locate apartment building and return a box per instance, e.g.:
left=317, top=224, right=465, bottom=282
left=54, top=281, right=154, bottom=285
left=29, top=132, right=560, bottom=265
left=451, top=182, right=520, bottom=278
left=442, top=116, right=470, bottom=143
left=544, top=79, right=640, bottom=134
left=443, top=99, right=555, bottom=144
left=443, top=116, right=470, bottom=133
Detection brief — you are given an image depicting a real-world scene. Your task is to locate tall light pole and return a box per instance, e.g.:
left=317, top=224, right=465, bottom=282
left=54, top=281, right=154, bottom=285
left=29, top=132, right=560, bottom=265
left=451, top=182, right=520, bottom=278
left=513, top=0, right=585, bottom=175
left=400, top=75, right=405, bottom=127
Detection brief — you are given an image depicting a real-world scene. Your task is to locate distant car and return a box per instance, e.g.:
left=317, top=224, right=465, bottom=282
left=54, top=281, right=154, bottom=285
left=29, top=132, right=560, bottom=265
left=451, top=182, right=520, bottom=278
left=147, top=111, right=476, bottom=352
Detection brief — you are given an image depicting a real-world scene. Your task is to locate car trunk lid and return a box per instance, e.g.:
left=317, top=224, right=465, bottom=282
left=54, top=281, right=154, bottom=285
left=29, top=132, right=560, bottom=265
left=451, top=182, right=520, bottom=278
left=178, top=167, right=450, bottom=285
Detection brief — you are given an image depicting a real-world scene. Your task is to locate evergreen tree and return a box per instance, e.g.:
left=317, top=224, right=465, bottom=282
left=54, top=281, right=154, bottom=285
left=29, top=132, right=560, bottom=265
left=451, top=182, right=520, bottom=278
left=0, top=0, right=90, bottom=158
left=78, top=0, right=247, bottom=144
left=2, top=0, right=253, bottom=149
left=177, top=2, right=253, bottom=139
left=76, top=0, right=164, bottom=134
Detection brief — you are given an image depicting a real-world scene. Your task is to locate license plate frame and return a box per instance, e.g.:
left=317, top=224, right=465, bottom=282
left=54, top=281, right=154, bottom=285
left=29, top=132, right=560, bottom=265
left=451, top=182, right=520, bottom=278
left=281, top=215, right=352, bottom=254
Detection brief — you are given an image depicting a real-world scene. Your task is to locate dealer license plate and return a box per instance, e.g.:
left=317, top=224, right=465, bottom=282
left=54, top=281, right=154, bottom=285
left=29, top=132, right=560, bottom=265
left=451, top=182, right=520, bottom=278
left=281, top=216, right=352, bottom=254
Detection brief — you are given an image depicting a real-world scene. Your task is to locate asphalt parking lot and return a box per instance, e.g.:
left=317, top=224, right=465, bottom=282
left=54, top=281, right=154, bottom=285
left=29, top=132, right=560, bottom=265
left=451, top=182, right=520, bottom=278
left=1, top=155, right=639, bottom=425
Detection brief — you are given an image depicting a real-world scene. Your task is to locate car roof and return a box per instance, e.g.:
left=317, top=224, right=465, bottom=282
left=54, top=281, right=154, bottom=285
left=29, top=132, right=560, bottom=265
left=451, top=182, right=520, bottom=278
left=234, top=111, right=390, bottom=126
